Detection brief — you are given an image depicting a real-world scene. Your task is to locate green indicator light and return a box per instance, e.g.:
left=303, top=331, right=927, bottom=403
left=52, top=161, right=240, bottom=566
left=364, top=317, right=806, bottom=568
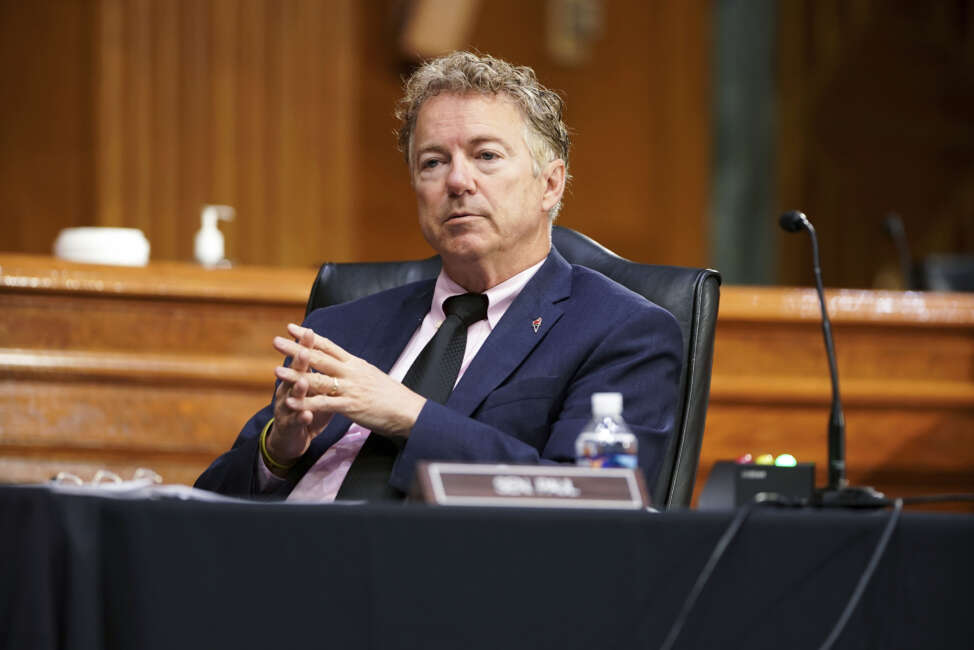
left=774, top=453, right=797, bottom=467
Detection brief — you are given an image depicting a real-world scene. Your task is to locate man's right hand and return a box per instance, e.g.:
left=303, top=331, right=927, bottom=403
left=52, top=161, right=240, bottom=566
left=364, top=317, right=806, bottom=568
left=265, top=327, right=334, bottom=476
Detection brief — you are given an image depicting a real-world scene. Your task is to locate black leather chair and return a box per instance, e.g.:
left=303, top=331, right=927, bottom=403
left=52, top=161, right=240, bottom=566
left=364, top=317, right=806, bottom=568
left=305, top=226, right=721, bottom=508
left=918, top=254, right=974, bottom=292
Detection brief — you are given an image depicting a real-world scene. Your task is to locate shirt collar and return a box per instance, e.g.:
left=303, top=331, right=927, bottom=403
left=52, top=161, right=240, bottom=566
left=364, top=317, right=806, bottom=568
left=431, top=257, right=547, bottom=329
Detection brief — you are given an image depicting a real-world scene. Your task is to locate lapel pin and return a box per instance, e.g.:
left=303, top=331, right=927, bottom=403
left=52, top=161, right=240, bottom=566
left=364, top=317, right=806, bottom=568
left=532, top=317, right=542, bottom=333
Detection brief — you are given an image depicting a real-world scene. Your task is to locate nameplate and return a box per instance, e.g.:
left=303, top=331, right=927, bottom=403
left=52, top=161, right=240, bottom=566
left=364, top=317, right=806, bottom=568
left=413, top=462, right=650, bottom=509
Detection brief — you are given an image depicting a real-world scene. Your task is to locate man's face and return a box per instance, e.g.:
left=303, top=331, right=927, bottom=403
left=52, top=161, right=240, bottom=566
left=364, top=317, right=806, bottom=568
left=410, top=92, right=564, bottom=285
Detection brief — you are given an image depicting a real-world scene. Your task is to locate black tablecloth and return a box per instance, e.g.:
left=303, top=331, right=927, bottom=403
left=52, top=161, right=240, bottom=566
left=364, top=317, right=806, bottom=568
left=1, top=486, right=971, bottom=650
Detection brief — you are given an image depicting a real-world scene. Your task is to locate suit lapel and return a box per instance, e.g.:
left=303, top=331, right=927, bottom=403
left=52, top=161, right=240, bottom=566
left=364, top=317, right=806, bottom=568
left=447, top=250, right=572, bottom=416
left=357, top=282, right=434, bottom=372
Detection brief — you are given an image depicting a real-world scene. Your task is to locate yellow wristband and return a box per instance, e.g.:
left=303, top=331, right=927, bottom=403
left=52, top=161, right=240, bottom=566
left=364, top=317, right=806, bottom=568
left=259, top=418, right=296, bottom=471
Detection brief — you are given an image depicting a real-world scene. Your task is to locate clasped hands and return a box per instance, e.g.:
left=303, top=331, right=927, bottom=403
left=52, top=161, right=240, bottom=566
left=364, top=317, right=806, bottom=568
left=264, top=323, right=427, bottom=470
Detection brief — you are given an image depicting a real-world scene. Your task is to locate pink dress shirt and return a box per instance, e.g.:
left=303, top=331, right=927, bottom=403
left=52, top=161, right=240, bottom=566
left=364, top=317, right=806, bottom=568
left=257, top=259, right=546, bottom=501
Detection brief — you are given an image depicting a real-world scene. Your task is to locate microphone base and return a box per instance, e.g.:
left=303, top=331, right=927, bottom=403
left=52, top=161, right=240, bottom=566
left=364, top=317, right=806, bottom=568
left=815, top=484, right=888, bottom=509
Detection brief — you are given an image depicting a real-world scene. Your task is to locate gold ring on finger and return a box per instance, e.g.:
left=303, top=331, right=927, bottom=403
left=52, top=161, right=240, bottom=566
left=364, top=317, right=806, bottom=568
left=329, top=376, right=340, bottom=396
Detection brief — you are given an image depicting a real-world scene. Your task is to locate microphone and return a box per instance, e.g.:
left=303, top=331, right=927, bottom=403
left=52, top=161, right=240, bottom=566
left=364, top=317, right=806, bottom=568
left=778, top=210, right=808, bottom=233
left=882, top=212, right=918, bottom=290
left=778, top=210, right=886, bottom=507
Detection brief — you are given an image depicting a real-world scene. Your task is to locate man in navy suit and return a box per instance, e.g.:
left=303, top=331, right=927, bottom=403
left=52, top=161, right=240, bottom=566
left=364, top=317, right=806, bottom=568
left=195, top=52, right=682, bottom=501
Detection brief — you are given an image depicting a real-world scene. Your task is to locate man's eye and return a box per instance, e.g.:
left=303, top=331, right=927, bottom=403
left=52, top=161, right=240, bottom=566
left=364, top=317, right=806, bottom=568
left=421, top=159, right=440, bottom=169
left=478, top=151, right=500, bottom=161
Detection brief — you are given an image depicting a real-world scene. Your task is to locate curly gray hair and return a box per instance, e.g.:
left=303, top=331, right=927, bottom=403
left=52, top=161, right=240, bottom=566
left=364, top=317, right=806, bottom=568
left=396, top=51, right=571, bottom=218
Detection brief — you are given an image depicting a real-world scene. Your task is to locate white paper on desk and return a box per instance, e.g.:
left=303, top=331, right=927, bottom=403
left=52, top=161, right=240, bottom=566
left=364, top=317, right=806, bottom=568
left=42, top=480, right=249, bottom=503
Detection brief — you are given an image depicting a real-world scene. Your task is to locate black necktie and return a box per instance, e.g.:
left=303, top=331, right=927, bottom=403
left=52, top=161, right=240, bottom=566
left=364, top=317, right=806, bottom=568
left=336, top=293, right=489, bottom=501
left=400, top=293, right=490, bottom=404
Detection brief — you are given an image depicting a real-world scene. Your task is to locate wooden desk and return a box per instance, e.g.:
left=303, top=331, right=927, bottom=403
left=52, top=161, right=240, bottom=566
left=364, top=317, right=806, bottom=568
left=2, top=256, right=972, bottom=507
left=0, top=255, right=314, bottom=485
left=704, top=287, right=974, bottom=508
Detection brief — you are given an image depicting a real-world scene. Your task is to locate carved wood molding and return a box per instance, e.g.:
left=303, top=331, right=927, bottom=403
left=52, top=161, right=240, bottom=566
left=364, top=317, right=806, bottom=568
left=0, top=254, right=314, bottom=304
left=714, top=287, right=974, bottom=411
left=0, top=348, right=275, bottom=389
left=710, top=376, right=974, bottom=409
left=720, top=286, right=974, bottom=326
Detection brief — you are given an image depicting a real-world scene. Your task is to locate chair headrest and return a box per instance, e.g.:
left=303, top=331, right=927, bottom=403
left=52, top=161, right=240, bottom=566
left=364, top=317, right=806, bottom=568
left=551, top=226, right=720, bottom=353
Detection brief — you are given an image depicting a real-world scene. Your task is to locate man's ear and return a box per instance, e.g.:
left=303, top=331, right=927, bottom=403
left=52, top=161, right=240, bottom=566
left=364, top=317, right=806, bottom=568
left=540, top=158, right=566, bottom=213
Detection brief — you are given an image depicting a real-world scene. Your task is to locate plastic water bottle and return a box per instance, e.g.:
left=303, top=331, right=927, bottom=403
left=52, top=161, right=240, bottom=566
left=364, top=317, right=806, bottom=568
left=575, top=392, right=638, bottom=469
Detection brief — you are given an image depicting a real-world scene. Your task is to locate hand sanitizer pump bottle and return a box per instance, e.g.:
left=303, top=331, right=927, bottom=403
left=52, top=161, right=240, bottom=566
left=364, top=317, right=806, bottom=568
left=194, top=204, right=234, bottom=267
left=575, top=392, right=638, bottom=469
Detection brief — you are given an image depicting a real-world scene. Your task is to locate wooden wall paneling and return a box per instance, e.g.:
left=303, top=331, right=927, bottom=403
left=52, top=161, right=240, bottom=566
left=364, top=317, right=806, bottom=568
left=152, top=0, right=181, bottom=259
left=276, top=0, right=305, bottom=265
left=540, top=0, right=657, bottom=258
left=351, top=1, right=433, bottom=263
left=777, top=1, right=974, bottom=289
left=94, top=0, right=125, bottom=228
left=249, top=0, right=282, bottom=266
left=86, top=0, right=359, bottom=267
left=151, top=0, right=211, bottom=259
left=266, top=0, right=353, bottom=268
left=4, top=0, right=710, bottom=270
left=0, top=0, right=93, bottom=253
left=130, top=0, right=153, bottom=236
left=212, top=0, right=239, bottom=214
left=237, top=0, right=270, bottom=266
left=399, top=0, right=482, bottom=58
left=774, top=0, right=806, bottom=285
left=178, top=0, right=213, bottom=262
left=641, top=0, right=710, bottom=268
left=14, top=1, right=972, bottom=282
left=327, top=0, right=359, bottom=265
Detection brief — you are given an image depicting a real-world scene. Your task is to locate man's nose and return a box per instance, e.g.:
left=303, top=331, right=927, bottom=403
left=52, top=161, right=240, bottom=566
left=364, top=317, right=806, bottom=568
left=446, top=157, right=476, bottom=196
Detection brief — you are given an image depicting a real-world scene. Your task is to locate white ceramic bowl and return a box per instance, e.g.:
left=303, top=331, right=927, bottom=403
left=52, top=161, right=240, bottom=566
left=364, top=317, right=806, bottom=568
left=53, top=227, right=151, bottom=266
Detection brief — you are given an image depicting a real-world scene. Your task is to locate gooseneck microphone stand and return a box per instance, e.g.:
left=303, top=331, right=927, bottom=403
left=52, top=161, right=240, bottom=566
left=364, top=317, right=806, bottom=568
left=779, top=211, right=887, bottom=508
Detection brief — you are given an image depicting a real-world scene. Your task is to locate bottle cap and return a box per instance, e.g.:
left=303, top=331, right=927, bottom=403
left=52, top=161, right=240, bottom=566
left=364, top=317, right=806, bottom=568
left=591, top=392, right=623, bottom=416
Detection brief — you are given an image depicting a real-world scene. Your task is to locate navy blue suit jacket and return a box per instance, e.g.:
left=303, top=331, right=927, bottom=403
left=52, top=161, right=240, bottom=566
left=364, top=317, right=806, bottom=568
left=195, top=249, right=683, bottom=497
